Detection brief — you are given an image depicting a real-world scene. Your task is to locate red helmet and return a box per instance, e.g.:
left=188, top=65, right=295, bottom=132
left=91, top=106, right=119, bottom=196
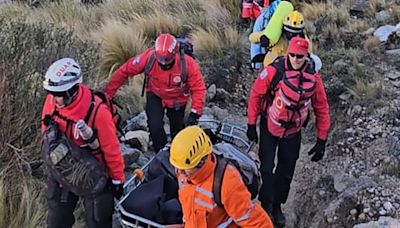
left=155, top=33, right=178, bottom=65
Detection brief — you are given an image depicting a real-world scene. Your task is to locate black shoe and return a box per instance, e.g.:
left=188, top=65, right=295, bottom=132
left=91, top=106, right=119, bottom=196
left=272, top=204, right=286, bottom=227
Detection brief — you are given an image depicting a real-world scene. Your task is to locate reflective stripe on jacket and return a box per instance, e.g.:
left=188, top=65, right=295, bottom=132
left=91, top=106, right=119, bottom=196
left=177, top=154, right=272, bottom=228
left=104, top=48, right=206, bottom=114
left=41, top=84, right=125, bottom=182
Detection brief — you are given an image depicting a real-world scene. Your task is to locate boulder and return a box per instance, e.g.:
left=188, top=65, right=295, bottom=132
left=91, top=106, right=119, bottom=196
left=124, top=130, right=150, bottom=152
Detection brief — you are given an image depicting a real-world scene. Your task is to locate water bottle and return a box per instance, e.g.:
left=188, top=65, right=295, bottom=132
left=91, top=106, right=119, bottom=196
left=76, top=120, right=100, bottom=150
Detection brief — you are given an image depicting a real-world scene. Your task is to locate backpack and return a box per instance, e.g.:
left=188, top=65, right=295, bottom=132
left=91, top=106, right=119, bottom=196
left=212, top=142, right=261, bottom=207
left=262, top=56, right=316, bottom=132
left=42, top=118, right=108, bottom=196
left=141, top=37, right=194, bottom=96
left=41, top=90, right=121, bottom=196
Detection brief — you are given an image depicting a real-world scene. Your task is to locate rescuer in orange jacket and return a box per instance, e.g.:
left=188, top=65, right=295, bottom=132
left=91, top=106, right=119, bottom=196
left=246, top=38, right=330, bottom=226
left=169, top=126, right=273, bottom=228
left=105, top=33, right=206, bottom=152
left=41, top=58, right=125, bottom=228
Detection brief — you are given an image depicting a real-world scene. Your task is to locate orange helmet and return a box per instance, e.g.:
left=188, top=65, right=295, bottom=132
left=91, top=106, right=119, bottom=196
left=154, top=33, right=178, bottom=65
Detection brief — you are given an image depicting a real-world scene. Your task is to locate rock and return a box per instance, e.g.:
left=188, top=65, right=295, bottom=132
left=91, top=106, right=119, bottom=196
left=375, top=11, right=390, bottom=23
left=367, top=187, right=375, bottom=194
left=383, top=202, right=392, bottom=211
left=353, top=216, right=400, bottom=228
left=358, top=213, right=366, bottom=220
left=378, top=208, right=387, bottom=215
left=215, top=88, right=230, bottom=101
left=374, top=23, right=400, bottom=42
left=350, top=209, right=358, bottom=215
left=351, top=105, right=363, bottom=116
left=386, top=49, right=400, bottom=56
left=334, top=172, right=356, bottom=193
left=390, top=80, right=400, bottom=88
left=206, top=84, right=217, bottom=102
left=350, top=0, right=369, bottom=17
left=354, top=118, right=363, bottom=125
left=339, top=91, right=352, bottom=101
left=387, top=136, right=400, bottom=157
left=386, top=71, right=400, bottom=80
left=345, top=127, right=356, bottom=134
left=334, top=59, right=348, bottom=67
left=369, top=126, right=381, bottom=135
left=363, top=207, right=370, bottom=213
left=211, top=106, right=229, bottom=121
left=121, top=144, right=141, bottom=168
left=124, top=130, right=150, bottom=152
left=124, top=111, right=148, bottom=131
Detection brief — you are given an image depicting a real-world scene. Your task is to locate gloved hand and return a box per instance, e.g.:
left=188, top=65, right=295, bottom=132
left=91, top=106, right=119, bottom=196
left=260, top=35, right=270, bottom=48
left=308, top=138, right=327, bottom=162
left=246, top=124, right=258, bottom=143
left=186, top=112, right=200, bottom=126
left=111, top=182, right=124, bottom=199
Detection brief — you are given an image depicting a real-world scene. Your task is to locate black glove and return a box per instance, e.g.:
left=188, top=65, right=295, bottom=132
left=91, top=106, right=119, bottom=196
left=260, top=35, right=270, bottom=48
left=186, top=112, right=200, bottom=126
left=112, top=183, right=124, bottom=199
left=308, top=138, right=327, bottom=162
left=246, top=124, right=258, bottom=143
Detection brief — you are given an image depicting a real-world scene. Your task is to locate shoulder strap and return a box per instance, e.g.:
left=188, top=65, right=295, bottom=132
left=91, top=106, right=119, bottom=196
left=142, top=52, right=157, bottom=96
left=84, top=92, right=96, bottom=124
left=267, top=57, right=285, bottom=100
left=179, top=48, right=187, bottom=84
left=212, top=155, right=229, bottom=207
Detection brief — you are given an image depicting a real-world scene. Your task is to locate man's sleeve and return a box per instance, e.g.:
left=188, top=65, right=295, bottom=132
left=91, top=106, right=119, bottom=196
left=95, top=104, right=125, bottom=182
left=104, top=51, right=149, bottom=98
left=311, top=74, right=331, bottom=140
left=186, top=57, right=206, bottom=114
left=247, top=66, right=276, bottom=124
left=221, top=165, right=273, bottom=228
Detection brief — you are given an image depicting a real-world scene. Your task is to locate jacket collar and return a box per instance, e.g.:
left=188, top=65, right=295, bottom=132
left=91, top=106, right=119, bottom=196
left=188, top=154, right=216, bottom=185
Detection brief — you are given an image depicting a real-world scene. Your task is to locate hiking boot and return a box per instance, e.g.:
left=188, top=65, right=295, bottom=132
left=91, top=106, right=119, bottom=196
left=272, top=204, right=286, bottom=227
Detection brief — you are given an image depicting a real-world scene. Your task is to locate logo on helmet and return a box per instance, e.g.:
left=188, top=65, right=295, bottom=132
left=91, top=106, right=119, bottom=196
left=56, top=61, right=72, bottom=77
left=168, top=39, right=177, bottom=53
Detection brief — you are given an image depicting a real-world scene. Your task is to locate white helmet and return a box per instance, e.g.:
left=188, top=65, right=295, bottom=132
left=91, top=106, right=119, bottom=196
left=43, top=58, right=82, bottom=92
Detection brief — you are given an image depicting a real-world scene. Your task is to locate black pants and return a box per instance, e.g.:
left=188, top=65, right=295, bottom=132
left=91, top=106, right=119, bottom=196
left=146, top=93, right=186, bottom=152
left=258, top=118, right=302, bottom=209
left=47, top=177, right=113, bottom=228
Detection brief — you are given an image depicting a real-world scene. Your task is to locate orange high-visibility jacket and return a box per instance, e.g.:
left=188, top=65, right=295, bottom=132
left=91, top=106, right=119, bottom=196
left=176, top=154, right=273, bottom=228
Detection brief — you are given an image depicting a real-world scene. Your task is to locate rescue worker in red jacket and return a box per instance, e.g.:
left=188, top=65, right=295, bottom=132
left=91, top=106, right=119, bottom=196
left=105, top=33, right=206, bottom=153
left=169, top=126, right=273, bottom=228
left=246, top=37, right=330, bottom=226
left=41, top=58, right=125, bottom=228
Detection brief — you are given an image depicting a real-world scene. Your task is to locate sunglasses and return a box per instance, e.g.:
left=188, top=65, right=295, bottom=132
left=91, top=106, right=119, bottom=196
left=289, top=53, right=305, bottom=59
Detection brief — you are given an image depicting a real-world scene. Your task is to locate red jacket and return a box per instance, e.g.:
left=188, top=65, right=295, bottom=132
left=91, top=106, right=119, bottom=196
left=177, top=154, right=273, bottom=228
left=41, top=84, right=125, bottom=182
left=105, top=48, right=206, bottom=114
left=247, top=57, right=330, bottom=140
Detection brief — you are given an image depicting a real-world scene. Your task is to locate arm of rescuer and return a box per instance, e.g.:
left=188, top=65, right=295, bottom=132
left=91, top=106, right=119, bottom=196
left=247, top=66, right=277, bottom=125
left=95, top=104, right=125, bottom=183
left=221, top=165, right=273, bottom=228
left=311, top=73, right=330, bottom=140
left=104, top=49, right=152, bottom=98
left=186, top=56, right=206, bottom=114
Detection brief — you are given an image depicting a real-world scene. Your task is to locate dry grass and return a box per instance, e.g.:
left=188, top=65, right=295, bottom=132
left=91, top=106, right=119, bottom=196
left=0, top=167, right=46, bottom=228
left=92, top=19, right=148, bottom=80
left=363, top=36, right=381, bottom=52
left=192, top=28, right=224, bottom=58
left=353, top=78, right=382, bottom=100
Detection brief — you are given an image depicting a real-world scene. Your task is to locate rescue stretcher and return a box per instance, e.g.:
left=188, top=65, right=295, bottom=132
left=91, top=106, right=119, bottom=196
left=115, top=120, right=255, bottom=228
